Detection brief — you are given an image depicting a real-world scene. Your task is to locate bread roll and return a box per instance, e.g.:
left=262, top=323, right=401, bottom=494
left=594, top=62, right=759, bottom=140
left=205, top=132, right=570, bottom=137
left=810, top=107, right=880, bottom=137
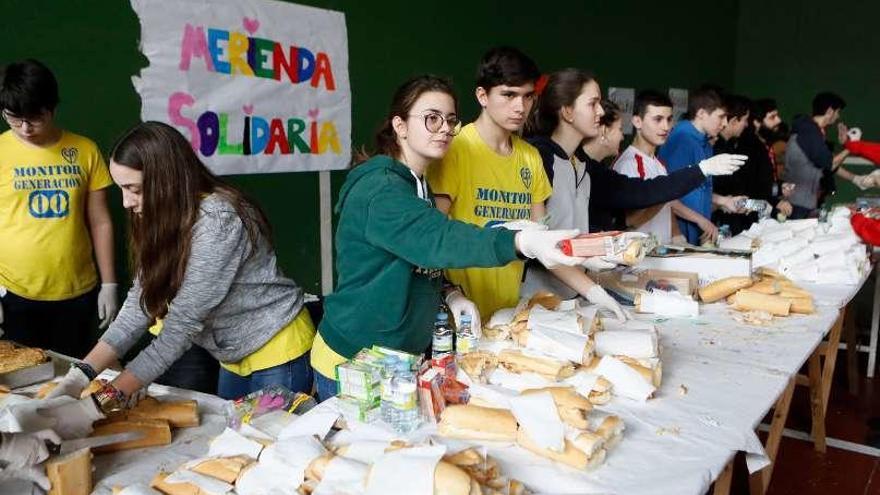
left=46, top=448, right=93, bottom=495
left=91, top=418, right=172, bottom=453
left=189, top=456, right=252, bottom=483
left=520, top=386, right=591, bottom=411
left=438, top=405, right=518, bottom=442
left=594, top=416, right=625, bottom=449
left=698, top=276, right=754, bottom=303
left=515, top=429, right=606, bottom=470
left=128, top=397, right=200, bottom=428
left=785, top=296, right=815, bottom=314
left=434, top=461, right=482, bottom=495
left=729, top=290, right=791, bottom=316
left=497, top=349, right=575, bottom=380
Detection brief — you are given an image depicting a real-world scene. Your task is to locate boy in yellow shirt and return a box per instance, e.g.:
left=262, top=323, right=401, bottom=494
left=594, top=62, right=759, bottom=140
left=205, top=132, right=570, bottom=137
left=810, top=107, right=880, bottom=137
left=427, top=47, right=551, bottom=319
left=0, top=59, right=118, bottom=358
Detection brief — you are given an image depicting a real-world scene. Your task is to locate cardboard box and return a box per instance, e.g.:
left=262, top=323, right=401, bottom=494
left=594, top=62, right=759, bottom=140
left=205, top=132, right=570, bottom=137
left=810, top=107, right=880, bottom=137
left=636, top=269, right=699, bottom=296
left=638, top=253, right=752, bottom=285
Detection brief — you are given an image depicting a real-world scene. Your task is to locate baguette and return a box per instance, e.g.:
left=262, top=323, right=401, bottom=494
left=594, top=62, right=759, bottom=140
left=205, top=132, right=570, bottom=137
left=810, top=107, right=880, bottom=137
left=515, top=429, right=606, bottom=470
left=526, top=292, right=562, bottom=311
left=46, top=448, right=92, bottom=495
left=457, top=351, right=498, bottom=383
left=784, top=296, right=815, bottom=314
left=434, top=461, right=483, bottom=495
left=747, top=279, right=781, bottom=295
left=593, top=416, right=625, bottom=449
left=729, top=290, right=791, bottom=316
left=149, top=472, right=209, bottom=495
left=520, top=386, right=591, bottom=428
left=128, top=397, right=200, bottom=428
left=497, top=349, right=575, bottom=380
left=438, top=405, right=518, bottom=442
left=189, top=456, right=252, bottom=483
left=91, top=418, right=172, bottom=453
left=616, top=356, right=663, bottom=387
left=698, top=276, right=754, bottom=303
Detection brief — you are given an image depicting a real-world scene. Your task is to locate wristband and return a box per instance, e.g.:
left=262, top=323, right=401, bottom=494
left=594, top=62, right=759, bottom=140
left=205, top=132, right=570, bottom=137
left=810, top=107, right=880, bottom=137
left=72, top=361, right=98, bottom=381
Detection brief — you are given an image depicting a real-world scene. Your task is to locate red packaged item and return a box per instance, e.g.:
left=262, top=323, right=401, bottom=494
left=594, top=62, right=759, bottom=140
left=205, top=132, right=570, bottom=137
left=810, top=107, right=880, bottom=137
left=440, top=376, right=470, bottom=405
left=559, top=231, right=624, bottom=257
left=418, top=368, right=446, bottom=422
left=431, top=353, right=456, bottom=380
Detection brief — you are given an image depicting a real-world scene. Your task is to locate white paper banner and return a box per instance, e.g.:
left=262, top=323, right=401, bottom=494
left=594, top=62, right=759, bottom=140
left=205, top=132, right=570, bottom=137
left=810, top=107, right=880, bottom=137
left=131, top=0, right=351, bottom=174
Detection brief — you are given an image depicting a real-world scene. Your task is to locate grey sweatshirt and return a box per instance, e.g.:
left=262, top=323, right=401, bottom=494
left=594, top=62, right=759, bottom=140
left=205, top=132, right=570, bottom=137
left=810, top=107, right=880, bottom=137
left=100, top=194, right=305, bottom=384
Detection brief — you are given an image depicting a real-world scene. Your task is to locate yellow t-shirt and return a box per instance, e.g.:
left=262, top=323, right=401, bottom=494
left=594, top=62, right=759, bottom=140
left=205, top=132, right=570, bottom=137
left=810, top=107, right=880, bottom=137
left=310, top=331, right=347, bottom=380
left=150, top=309, right=316, bottom=377
left=426, top=123, right=552, bottom=317
left=0, top=130, right=113, bottom=300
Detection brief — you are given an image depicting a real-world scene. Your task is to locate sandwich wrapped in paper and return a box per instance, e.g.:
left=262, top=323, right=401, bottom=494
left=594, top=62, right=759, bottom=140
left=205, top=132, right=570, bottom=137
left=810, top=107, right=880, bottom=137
left=515, top=324, right=594, bottom=365
left=484, top=308, right=516, bottom=341
left=563, top=370, right=613, bottom=405
left=438, top=405, right=518, bottom=442
left=515, top=428, right=606, bottom=470
left=594, top=330, right=658, bottom=359
left=593, top=356, right=656, bottom=401
left=520, top=386, right=592, bottom=429
left=496, top=349, right=576, bottom=380
left=635, top=289, right=699, bottom=318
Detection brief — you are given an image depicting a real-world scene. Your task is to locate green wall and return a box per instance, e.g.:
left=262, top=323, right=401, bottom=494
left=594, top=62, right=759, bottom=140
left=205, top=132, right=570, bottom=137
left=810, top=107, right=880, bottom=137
left=0, top=0, right=740, bottom=292
left=735, top=0, right=880, bottom=138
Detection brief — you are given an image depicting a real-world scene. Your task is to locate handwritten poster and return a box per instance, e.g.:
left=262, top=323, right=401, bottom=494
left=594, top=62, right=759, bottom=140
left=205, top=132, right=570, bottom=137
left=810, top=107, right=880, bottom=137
left=131, top=0, right=350, bottom=174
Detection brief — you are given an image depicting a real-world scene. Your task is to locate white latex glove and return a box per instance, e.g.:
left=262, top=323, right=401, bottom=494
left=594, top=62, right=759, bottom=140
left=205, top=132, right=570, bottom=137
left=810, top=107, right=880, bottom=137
left=848, top=127, right=862, bottom=142
left=494, top=219, right=549, bottom=231
left=44, top=366, right=91, bottom=400
left=582, top=257, right=616, bottom=272
left=97, top=282, right=119, bottom=329
left=445, top=290, right=481, bottom=338
left=698, top=154, right=748, bottom=176
left=0, top=465, right=52, bottom=491
left=36, top=397, right=105, bottom=440
left=514, top=229, right=585, bottom=268
left=585, top=285, right=627, bottom=321
left=852, top=174, right=873, bottom=191
left=0, top=430, right=60, bottom=469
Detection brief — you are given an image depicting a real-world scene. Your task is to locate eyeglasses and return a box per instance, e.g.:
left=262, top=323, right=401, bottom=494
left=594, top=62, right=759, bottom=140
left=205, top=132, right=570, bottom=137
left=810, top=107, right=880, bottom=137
left=2, top=110, right=48, bottom=128
left=409, top=112, right=461, bottom=136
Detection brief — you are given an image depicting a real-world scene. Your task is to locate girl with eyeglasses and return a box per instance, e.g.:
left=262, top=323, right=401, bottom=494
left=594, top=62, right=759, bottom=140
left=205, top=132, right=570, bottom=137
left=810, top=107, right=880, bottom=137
left=311, top=75, right=586, bottom=400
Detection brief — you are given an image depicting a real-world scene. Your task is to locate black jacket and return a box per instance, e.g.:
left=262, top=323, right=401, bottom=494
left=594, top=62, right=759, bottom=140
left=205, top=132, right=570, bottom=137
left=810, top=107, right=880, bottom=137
left=569, top=147, right=706, bottom=232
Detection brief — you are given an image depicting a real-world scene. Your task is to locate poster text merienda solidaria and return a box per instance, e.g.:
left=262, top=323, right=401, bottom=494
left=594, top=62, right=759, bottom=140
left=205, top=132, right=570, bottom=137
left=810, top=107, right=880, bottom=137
left=179, top=23, right=337, bottom=90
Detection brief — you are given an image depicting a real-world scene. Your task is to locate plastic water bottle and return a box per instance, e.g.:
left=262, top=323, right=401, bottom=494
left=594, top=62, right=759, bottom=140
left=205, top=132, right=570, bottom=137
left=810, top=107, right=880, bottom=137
left=389, top=361, right=420, bottom=433
left=455, top=314, right=478, bottom=358
left=432, top=312, right=453, bottom=358
left=379, top=356, right=399, bottom=424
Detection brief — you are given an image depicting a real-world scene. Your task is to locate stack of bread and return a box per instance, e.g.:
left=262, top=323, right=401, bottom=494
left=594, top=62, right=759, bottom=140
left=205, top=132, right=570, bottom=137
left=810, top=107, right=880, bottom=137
left=697, top=269, right=815, bottom=320
left=437, top=400, right=623, bottom=472
left=131, top=420, right=527, bottom=495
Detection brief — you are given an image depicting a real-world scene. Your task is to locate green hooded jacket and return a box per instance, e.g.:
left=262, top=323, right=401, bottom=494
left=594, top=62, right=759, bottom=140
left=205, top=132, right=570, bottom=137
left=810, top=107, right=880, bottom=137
left=320, top=155, right=518, bottom=358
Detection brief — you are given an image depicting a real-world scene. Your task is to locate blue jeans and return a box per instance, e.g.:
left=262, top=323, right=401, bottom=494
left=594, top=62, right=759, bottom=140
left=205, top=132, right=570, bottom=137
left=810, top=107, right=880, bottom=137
left=217, top=352, right=313, bottom=400
left=313, top=370, right=338, bottom=403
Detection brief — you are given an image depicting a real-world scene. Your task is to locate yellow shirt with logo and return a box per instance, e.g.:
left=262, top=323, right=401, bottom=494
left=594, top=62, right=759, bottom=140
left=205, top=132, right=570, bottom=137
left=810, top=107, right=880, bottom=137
left=426, top=123, right=552, bottom=318
left=0, top=130, right=113, bottom=301
left=149, top=309, right=315, bottom=377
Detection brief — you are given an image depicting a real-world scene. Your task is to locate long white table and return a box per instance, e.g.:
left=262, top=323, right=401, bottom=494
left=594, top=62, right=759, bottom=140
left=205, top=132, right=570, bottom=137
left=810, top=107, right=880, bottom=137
left=1, top=274, right=867, bottom=495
